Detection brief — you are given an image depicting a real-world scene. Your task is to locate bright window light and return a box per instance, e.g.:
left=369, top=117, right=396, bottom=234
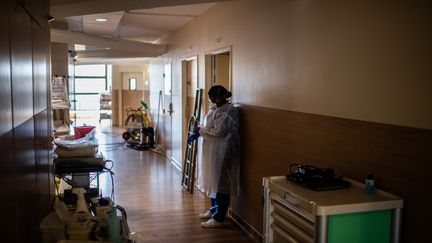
left=129, top=78, right=137, bottom=90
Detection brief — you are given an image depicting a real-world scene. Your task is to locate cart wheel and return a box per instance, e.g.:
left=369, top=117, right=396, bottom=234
left=122, top=132, right=131, bottom=141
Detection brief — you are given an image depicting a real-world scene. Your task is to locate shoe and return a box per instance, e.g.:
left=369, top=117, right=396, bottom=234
left=201, top=218, right=224, bottom=228
left=199, top=211, right=212, bottom=219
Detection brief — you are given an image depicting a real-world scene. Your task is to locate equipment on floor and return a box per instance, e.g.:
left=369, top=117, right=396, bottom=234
left=181, top=89, right=203, bottom=193
left=122, top=101, right=155, bottom=151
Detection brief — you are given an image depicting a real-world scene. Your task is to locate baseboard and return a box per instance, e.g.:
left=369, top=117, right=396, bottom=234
left=229, top=208, right=263, bottom=242
left=170, top=157, right=182, bottom=172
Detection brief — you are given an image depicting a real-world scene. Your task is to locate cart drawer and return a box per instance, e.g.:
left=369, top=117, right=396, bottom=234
left=272, top=201, right=315, bottom=236
left=271, top=223, right=301, bottom=243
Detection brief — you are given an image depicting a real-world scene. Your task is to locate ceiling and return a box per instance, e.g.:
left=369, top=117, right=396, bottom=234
left=50, top=0, right=235, bottom=64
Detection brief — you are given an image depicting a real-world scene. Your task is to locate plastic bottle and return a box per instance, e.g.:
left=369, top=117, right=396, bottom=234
left=365, top=173, right=375, bottom=195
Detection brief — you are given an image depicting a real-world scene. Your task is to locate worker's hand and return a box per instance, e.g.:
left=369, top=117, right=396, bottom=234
left=187, top=127, right=200, bottom=144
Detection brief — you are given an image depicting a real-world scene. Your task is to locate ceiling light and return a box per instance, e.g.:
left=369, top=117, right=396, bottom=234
left=74, top=44, right=86, bottom=51
left=96, top=18, right=107, bottom=22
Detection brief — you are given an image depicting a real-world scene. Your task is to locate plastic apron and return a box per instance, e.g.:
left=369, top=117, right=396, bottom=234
left=196, top=103, right=239, bottom=198
left=196, top=105, right=215, bottom=194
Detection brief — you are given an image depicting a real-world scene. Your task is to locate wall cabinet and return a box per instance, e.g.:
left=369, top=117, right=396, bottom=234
left=263, top=176, right=403, bottom=243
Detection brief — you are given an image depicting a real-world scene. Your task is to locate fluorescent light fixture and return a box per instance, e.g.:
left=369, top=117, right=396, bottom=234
left=74, top=44, right=86, bottom=51
left=96, top=18, right=107, bottom=22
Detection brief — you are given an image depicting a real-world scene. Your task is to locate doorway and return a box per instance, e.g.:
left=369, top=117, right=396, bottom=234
left=121, top=72, right=148, bottom=127
left=183, top=56, right=198, bottom=128
left=180, top=56, right=199, bottom=169
left=204, top=47, right=232, bottom=113
left=210, top=52, right=230, bottom=88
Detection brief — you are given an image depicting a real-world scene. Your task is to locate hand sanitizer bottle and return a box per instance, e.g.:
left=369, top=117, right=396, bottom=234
left=365, top=173, right=375, bottom=195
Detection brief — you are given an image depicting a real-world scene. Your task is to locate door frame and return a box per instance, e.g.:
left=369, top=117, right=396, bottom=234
left=162, top=61, right=176, bottom=167
left=204, top=46, right=232, bottom=114
left=181, top=55, right=199, bottom=170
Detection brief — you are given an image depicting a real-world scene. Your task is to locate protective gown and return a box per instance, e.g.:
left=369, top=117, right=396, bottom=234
left=196, top=103, right=240, bottom=198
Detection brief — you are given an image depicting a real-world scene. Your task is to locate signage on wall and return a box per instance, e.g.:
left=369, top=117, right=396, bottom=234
left=51, top=76, right=69, bottom=102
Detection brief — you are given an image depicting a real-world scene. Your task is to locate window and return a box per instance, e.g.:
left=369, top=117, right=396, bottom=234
left=75, top=64, right=106, bottom=77
left=75, top=78, right=106, bottom=93
left=129, top=78, right=137, bottom=90
left=71, top=64, right=111, bottom=125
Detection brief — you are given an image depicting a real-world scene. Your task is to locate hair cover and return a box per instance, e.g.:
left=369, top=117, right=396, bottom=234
left=208, top=85, right=232, bottom=100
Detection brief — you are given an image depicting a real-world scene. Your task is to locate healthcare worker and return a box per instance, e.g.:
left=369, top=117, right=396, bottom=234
left=188, top=85, right=240, bottom=228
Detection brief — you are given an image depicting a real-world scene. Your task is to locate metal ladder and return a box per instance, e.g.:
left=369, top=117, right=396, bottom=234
left=181, top=89, right=203, bottom=193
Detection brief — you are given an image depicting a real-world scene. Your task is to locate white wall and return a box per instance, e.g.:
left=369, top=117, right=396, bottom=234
left=112, top=64, right=148, bottom=90
left=154, top=0, right=432, bottom=129
left=50, top=42, right=69, bottom=77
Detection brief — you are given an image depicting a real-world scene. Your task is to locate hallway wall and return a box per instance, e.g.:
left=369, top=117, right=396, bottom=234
left=157, top=0, right=432, bottom=130
left=149, top=0, right=432, bottom=241
left=51, top=42, right=69, bottom=77
left=0, top=0, right=51, bottom=242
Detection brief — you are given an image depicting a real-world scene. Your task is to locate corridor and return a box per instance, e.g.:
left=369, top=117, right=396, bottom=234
left=96, top=126, right=256, bottom=242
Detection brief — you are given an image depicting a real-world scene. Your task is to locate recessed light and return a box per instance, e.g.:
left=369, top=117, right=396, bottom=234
left=96, top=18, right=107, bottom=22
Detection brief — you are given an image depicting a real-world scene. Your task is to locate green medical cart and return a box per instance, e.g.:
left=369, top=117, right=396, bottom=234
left=263, top=176, right=403, bottom=243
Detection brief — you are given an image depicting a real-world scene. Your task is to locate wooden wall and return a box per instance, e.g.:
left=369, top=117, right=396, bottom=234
left=0, top=0, right=51, bottom=242
left=121, top=90, right=150, bottom=126
left=231, top=104, right=432, bottom=242
left=111, top=89, right=120, bottom=126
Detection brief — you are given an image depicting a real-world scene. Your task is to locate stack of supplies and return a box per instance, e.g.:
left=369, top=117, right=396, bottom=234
left=53, top=126, right=105, bottom=173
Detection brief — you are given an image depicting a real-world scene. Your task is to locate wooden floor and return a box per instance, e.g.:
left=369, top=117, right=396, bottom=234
left=96, top=126, right=256, bottom=243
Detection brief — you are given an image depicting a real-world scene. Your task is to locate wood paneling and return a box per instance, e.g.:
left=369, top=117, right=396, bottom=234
left=111, top=89, right=119, bottom=126
left=0, top=131, right=18, bottom=242
left=0, top=0, right=50, bottom=241
left=121, top=90, right=150, bottom=123
left=32, top=21, right=49, bottom=114
left=10, top=2, right=33, bottom=127
left=232, top=104, right=432, bottom=242
left=20, top=0, right=46, bottom=27
left=122, top=90, right=143, bottom=111
left=34, top=110, right=51, bottom=232
left=14, top=119, right=37, bottom=243
left=0, top=0, right=12, bottom=137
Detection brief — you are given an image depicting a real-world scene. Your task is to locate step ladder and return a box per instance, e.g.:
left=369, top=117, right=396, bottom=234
left=181, top=89, right=203, bottom=193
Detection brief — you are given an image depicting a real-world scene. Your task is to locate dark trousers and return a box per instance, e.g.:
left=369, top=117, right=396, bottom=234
left=209, top=192, right=230, bottom=222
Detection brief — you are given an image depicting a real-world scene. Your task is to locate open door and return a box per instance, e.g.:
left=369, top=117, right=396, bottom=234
left=204, top=47, right=232, bottom=113
left=183, top=57, right=198, bottom=134
left=181, top=56, right=198, bottom=170
left=211, top=52, right=230, bottom=88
